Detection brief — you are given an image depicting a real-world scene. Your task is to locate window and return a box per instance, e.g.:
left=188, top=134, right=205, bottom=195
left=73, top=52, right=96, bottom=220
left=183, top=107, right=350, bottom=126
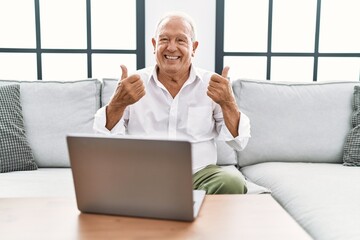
left=216, top=0, right=360, bottom=82
left=0, top=0, right=145, bottom=80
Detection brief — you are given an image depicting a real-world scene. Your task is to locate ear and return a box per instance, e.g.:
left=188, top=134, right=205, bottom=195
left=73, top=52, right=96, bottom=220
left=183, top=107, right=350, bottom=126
left=151, top=38, right=156, bottom=53
left=192, top=41, right=199, bottom=57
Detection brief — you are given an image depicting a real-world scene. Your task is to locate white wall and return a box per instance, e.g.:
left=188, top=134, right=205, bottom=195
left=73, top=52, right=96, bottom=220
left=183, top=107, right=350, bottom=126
left=145, top=0, right=216, bottom=71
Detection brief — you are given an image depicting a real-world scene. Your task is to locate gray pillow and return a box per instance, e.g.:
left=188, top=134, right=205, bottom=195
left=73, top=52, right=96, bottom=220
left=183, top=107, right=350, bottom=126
left=0, top=84, right=37, bottom=173
left=343, top=86, right=360, bottom=166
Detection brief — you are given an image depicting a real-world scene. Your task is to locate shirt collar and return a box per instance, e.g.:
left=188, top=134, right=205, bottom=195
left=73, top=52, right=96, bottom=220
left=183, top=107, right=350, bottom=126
left=149, top=64, right=202, bottom=87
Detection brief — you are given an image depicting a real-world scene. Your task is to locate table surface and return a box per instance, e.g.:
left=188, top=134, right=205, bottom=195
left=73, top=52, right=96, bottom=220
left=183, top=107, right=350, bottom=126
left=0, top=194, right=312, bottom=240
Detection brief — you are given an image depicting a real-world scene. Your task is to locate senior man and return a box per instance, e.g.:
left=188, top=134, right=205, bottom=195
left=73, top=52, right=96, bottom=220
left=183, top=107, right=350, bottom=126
left=93, top=12, right=251, bottom=194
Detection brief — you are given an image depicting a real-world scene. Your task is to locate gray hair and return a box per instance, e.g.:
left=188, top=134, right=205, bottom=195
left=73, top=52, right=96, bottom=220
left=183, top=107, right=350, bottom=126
left=154, top=11, right=197, bottom=42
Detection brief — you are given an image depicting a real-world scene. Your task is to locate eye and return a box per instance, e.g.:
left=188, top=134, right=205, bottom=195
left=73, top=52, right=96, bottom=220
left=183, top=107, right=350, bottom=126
left=159, top=37, right=169, bottom=43
left=177, top=38, right=187, bottom=45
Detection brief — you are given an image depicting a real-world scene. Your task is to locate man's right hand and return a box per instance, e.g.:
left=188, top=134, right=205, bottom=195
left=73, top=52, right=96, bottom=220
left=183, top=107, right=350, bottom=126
left=108, top=65, right=146, bottom=109
left=106, top=65, right=145, bottom=130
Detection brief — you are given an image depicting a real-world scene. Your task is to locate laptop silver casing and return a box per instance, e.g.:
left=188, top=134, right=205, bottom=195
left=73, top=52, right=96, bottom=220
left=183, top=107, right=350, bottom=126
left=67, top=134, right=205, bottom=221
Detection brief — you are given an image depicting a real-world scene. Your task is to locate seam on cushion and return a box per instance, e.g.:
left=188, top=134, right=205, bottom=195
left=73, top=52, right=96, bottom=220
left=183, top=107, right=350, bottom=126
left=94, top=79, right=101, bottom=114
left=233, top=79, right=360, bottom=87
left=101, top=78, right=117, bottom=107
left=0, top=79, right=98, bottom=84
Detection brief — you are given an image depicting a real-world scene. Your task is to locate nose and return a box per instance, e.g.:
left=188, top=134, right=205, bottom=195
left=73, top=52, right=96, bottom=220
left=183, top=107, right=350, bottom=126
left=166, top=40, right=177, bottom=52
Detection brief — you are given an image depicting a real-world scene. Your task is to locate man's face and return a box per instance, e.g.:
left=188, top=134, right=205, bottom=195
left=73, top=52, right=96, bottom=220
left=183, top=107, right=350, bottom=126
left=152, top=17, right=198, bottom=76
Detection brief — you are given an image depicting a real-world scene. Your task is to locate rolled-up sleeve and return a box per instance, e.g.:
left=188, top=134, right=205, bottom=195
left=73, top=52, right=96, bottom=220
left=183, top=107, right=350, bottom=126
left=217, top=111, right=251, bottom=151
left=93, top=106, right=127, bottom=135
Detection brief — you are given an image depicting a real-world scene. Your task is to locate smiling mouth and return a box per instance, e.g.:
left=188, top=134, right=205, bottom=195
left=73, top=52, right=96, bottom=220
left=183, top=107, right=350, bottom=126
left=165, top=55, right=180, bottom=60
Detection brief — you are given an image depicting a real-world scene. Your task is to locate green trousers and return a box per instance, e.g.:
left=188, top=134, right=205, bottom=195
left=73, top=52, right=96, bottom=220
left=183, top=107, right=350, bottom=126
left=193, top=165, right=247, bottom=194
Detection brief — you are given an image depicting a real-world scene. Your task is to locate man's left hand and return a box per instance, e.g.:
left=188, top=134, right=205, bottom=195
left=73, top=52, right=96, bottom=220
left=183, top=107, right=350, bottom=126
left=207, top=66, right=235, bottom=106
left=208, top=66, right=240, bottom=138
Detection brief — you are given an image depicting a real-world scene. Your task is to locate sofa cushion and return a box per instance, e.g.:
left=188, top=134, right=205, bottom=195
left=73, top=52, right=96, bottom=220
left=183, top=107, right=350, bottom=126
left=343, top=86, right=360, bottom=166
left=233, top=79, right=360, bottom=167
left=0, top=79, right=101, bottom=167
left=0, top=84, right=37, bottom=173
left=101, top=78, right=118, bottom=107
left=101, top=78, right=238, bottom=166
left=241, top=162, right=360, bottom=240
left=0, top=168, right=74, bottom=197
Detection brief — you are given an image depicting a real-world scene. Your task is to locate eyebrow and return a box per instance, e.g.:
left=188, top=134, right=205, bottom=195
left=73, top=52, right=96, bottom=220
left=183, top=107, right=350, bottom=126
left=158, top=34, right=189, bottom=39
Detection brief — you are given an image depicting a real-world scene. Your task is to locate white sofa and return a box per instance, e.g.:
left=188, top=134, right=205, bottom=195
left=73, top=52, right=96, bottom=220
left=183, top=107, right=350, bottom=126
left=1, top=78, right=359, bottom=240
left=233, top=80, right=360, bottom=240
left=0, top=78, right=266, bottom=196
left=0, top=79, right=101, bottom=197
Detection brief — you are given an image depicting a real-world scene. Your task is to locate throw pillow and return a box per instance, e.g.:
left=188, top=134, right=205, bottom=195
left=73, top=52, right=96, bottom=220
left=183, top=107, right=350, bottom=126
left=343, top=86, right=360, bottom=166
left=0, top=84, right=38, bottom=173
left=351, top=86, right=360, bottom=127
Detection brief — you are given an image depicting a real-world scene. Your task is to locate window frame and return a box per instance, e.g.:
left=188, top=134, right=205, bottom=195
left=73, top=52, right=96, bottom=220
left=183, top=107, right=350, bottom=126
left=215, top=0, right=360, bottom=81
left=0, top=0, right=145, bottom=80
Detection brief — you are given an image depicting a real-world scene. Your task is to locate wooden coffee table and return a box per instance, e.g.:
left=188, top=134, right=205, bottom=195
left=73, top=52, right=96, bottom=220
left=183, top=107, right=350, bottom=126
left=0, top=195, right=312, bottom=240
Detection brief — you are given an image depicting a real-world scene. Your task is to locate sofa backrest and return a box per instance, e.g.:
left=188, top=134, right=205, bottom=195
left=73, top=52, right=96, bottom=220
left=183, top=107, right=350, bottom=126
left=2, top=77, right=356, bottom=168
left=233, top=79, right=359, bottom=167
left=101, top=78, right=118, bottom=107
left=0, top=79, right=101, bottom=167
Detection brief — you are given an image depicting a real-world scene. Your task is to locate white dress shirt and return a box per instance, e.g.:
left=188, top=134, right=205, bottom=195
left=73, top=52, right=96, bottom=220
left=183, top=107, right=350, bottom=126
left=93, top=65, right=251, bottom=173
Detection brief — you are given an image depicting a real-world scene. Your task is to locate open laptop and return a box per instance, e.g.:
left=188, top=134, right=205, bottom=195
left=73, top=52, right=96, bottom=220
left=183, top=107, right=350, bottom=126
left=66, top=134, right=205, bottom=222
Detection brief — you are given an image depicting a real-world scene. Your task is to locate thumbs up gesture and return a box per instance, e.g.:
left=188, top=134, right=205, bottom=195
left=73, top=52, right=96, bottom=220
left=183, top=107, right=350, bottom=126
left=108, top=65, right=146, bottom=109
left=208, top=66, right=241, bottom=137
left=207, top=66, right=235, bottom=107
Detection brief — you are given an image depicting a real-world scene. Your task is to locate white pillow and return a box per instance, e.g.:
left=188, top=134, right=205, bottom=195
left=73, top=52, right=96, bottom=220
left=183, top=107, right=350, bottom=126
left=0, top=79, right=101, bottom=167
left=233, top=79, right=360, bottom=167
